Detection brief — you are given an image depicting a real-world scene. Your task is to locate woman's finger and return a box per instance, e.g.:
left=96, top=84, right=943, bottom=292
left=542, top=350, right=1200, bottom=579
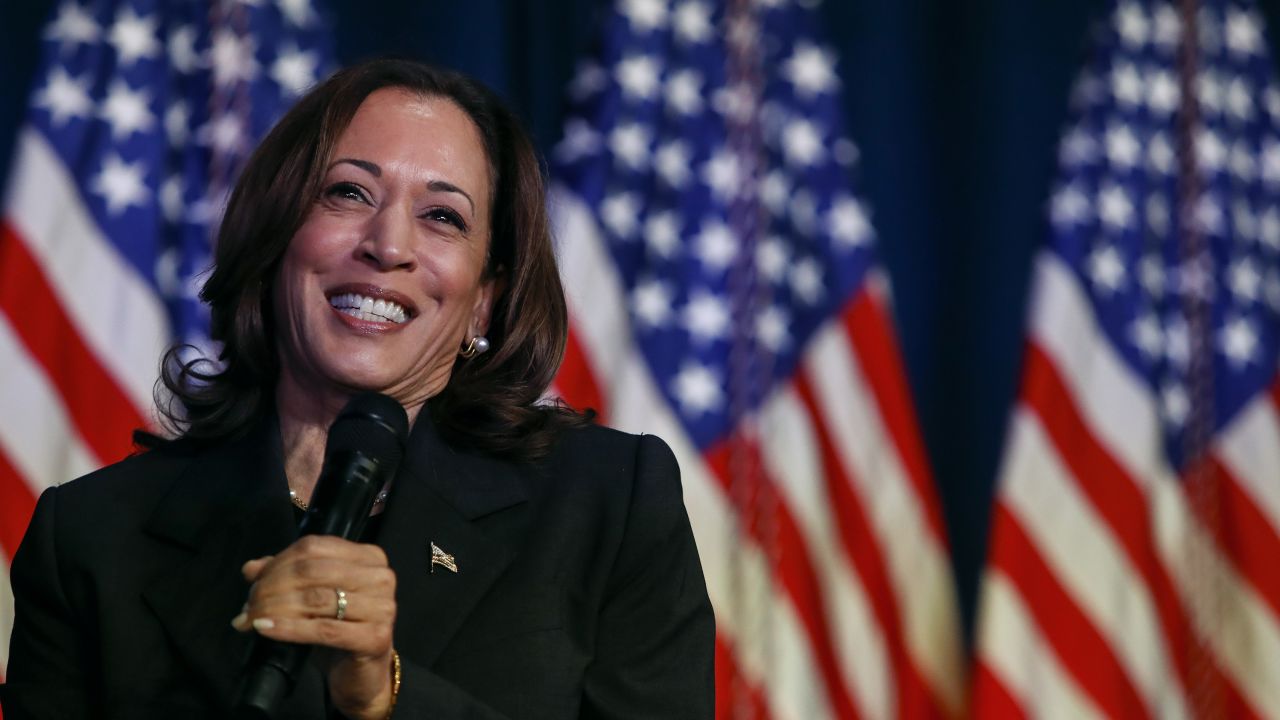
left=246, top=615, right=394, bottom=657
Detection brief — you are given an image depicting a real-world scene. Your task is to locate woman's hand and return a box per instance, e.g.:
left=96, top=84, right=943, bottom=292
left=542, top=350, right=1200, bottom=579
left=233, top=535, right=398, bottom=720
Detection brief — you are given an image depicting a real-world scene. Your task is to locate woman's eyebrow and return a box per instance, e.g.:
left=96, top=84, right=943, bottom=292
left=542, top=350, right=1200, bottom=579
left=331, top=157, right=380, bottom=176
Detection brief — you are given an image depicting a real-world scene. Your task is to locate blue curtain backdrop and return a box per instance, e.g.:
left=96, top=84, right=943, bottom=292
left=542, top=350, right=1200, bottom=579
left=6, top=0, right=1280, bottom=642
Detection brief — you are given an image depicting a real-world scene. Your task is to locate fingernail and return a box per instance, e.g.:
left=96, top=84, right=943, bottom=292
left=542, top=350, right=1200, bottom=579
left=252, top=618, right=275, bottom=631
left=231, top=612, right=249, bottom=630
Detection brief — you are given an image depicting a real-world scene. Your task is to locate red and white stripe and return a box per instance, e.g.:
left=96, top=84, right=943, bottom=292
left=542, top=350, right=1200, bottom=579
left=551, top=187, right=965, bottom=719
left=0, top=128, right=167, bottom=681
left=973, top=252, right=1280, bottom=719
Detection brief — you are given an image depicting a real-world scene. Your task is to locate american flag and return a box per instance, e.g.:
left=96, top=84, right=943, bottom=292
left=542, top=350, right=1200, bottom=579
left=0, top=0, right=332, bottom=689
left=549, top=0, right=963, bottom=717
left=973, top=0, right=1280, bottom=717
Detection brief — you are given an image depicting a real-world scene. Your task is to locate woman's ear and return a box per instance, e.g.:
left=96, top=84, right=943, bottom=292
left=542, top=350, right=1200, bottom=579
left=470, top=266, right=508, bottom=338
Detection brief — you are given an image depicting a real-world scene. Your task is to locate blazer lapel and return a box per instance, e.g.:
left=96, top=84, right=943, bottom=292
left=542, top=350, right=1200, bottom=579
left=139, top=419, right=321, bottom=711
left=377, top=414, right=529, bottom=667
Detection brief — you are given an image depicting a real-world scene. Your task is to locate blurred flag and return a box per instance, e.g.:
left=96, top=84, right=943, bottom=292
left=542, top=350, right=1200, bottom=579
left=973, top=0, right=1280, bottom=717
left=549, top=0, right=963, bottom=717
left=0, top=0, right=331, bottom=685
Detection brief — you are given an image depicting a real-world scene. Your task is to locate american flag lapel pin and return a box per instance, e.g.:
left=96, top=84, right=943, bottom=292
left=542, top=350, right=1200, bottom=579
left=430, top=541, right=458, bottom=574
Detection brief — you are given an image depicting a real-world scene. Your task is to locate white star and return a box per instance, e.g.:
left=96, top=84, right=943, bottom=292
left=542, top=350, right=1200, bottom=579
left=610, top=123, right=651, bottom=170
left=654, top=141, right=691, bottom=187
left=790, top=257, right=824, bottom=304
left=272, top=45, right=321, bottom=96
left=1226, top=79, right=1254, bottom=122
left=665, top=70, right=704, bottom=116
left=1050, top=183, right=1091, bottom=227
left=1174, top=254, right=1215, bottom=301
left=1230, top=142, right=1257, bottom=183
left=827, top=196, right=872, bottom=248
left=644, top=211, right=681, bottom=258
left=601, top=192, right=640, bottom=238
left=616, top=55, right=661, bottom=101
left=756, top=236, right=789, bottom=282
left=682, top=291, right=731, bottom=342
left=1193, top=194, right=1224, bottom=236
left=1111, top=62, right=1143, bottom=107
left=210, top=30, right=260, bottom=87
left=1225, top=7, right=1264, bottom=56
left=1261, top=208, right=1280, bottom=251
left=695, top=220, right=738, bottom=271
left=1138, top=253, right=1165, bottom=297
left=1228, top=258, right=1262, bottom=302
left=45, top=3, right=100, bottom=49
left=1162, top=382, right=1190, bottom=427
left=91, top=154, right=150, bottom=215
left=1087, top=244, right=1126, bottom=294
left=165, top=102, right=190, bottom=145
left=1131, top=312, right=1163, bottom=359
left=631, top=278, right=674, bottom=327
left=1218, top=316, right=1259, bottom=368
left=673, top=0, right=713, bottom=44
left=1059, top=126, right=1097, bottom=166
left=1267, top=86, right=1280, bottom=121
left=168, top=25, right=201, bottom=74
left=1098, top=184, right=1134, bottom=229
left=554, top=119, right=601, bottom=163
left=759, top=171, right=790, bottom=215
left=1151, top=4, right=1181, bottom=49
left=569, top=62, right=607, bottom=101
left=1146, top=194, right=1170, bottom=238
left=1262, top=139, right=1280, bottom=186
left=713, top=83, right=756, bottom=123
left=108, top=7, right=161, bottom=66
left=783, top=43, right=839, bottom=98
left=99, top=80, right=155, bottom=140
left=1233, top=201, right=1258, bottom=242
left=756, top=305, right=790, bottom=352
left=1115, top=3, right=1149, bottom=47
left=1105, top=123, right=1141, bottom=169
left=34, top=68, right=92, bottom=126
left=702, top=149, right=742, bottom=201
left=160, top=175, right=185, bottom=223
left=1146, top=70, right=1180, bottom=116
left=834, top=138, right=859, bottom=166
left=782, top=118, right=824, bottom=166
left=1196, top=129, right=1227, bottom=175
left=621, top=0, right=668, bottom=32
left=790, top=190, right=817, bottom=235
left=1198, top=71, right=1224, bottom=116
left=277, top=0, right=316, bottom=26
left=198, top=114, right=247, bottom=154
left=1148, top=132, right=1176, bottom=175
left=672, top=361, right=724, bottom=416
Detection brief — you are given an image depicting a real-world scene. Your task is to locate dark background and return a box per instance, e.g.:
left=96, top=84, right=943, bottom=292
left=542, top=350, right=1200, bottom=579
left=6, top=0, right=1280, bottom=644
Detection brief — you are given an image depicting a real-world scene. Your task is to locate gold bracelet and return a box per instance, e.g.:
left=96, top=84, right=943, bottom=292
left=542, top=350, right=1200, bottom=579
left=384, top=649, right=401, bottom=719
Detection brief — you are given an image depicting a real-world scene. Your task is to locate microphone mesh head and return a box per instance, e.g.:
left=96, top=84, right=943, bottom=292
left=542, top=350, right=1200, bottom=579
left=327, top=392, right=409, bottom=467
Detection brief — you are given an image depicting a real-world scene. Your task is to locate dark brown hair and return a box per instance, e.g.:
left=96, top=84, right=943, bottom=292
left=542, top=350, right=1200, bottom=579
left=150, top=58, right=584, bottom=459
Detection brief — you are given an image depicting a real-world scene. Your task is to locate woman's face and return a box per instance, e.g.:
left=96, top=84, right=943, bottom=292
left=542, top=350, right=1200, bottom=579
left=274, top=87, right=497, bottom=411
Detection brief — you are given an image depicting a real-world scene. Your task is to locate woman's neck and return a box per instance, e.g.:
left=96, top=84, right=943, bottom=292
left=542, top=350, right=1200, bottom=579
left=274, top=373, right=423, bottom=502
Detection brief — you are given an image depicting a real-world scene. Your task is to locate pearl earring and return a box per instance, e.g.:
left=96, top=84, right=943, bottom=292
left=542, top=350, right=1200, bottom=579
left=459, top=335, right=490, bottom=359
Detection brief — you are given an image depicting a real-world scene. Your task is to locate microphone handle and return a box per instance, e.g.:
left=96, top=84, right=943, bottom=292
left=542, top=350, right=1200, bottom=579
left=233, top=451, right=385, bottom=718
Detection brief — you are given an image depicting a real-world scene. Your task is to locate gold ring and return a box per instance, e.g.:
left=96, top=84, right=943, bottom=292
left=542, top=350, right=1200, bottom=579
left=334, top=588, right=348, bottom=621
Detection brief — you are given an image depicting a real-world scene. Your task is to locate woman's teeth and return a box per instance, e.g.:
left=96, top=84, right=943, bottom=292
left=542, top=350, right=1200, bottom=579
left=329, top=293, right=408, bottom=324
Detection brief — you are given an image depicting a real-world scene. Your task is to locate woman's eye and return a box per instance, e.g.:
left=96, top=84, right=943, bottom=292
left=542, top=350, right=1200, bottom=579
left=425, top=207, right=468, bottom=232
left=323, top=182, right=368, bottom=203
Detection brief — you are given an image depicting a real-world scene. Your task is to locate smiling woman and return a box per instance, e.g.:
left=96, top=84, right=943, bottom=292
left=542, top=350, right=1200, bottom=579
left=0, top=59, right=714, bottom=720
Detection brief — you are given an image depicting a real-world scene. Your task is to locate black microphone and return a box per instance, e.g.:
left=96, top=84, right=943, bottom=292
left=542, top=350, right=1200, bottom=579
left=234, top=392, right=409, bottom=718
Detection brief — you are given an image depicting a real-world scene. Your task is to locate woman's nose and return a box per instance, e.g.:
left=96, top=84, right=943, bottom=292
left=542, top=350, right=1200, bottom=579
left=359, top=205, right=417, bottom=270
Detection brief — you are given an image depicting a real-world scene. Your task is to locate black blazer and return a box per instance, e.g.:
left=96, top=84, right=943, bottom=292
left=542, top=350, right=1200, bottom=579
left=0, top=414, right=714, bottom=719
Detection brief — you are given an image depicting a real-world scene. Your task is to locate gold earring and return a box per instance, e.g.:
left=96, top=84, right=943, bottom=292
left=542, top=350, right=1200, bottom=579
left=459, top=335, right=490, bottom=359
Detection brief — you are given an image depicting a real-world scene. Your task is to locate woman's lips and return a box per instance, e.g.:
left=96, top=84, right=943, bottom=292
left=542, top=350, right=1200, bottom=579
left=325, top=284, right=417, bottom=325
